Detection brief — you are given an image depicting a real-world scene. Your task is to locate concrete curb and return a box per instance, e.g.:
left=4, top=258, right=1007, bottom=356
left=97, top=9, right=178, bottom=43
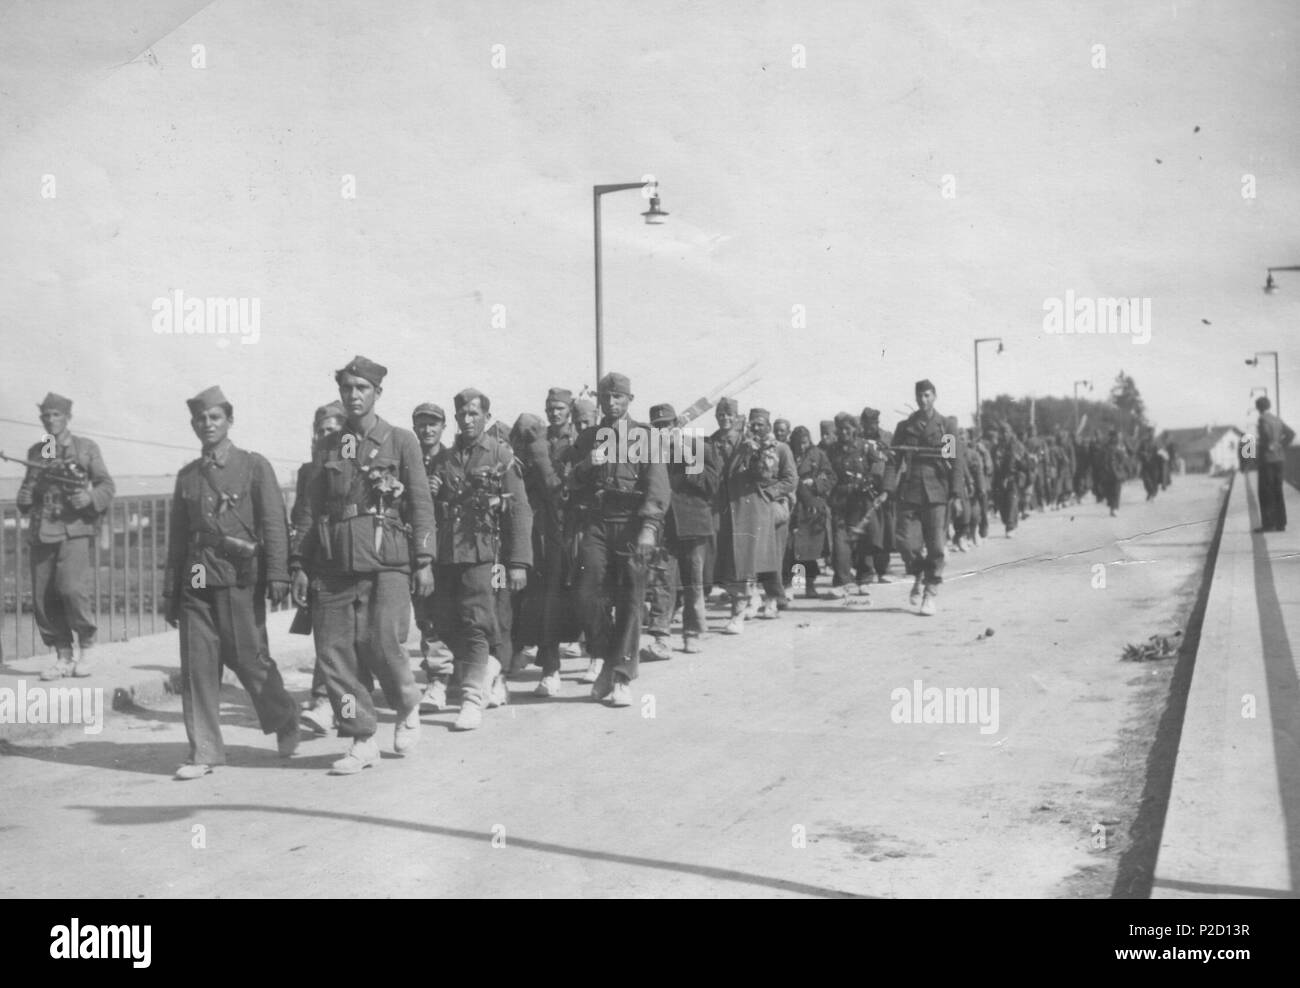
left=1152, top=470, right=1300, bottom=898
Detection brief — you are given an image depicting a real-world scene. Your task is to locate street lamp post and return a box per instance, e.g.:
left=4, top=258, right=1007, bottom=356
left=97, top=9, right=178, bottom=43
left=973, top=337, right=1004, bottom=434
left=1244, top=350, right=1280, bottom=417
left=593, top=180, right=668, bottom=383
left=1073, top=379, right=1092, bottom=433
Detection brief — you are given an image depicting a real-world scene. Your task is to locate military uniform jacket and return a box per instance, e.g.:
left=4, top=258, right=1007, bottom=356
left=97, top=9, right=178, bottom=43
left=992, top=436, right=1027, bottom=488
left=165, top=440, right=288, bottom=592
left=568, top=416, right=670, bottom=529
left=17, top=433, right=115, bottom=544
left=664, top=439, right=720, bottom=541
left=429, top=432, right=531, bottom=568
left=888, top=409, right=954, bottom=504
left=291, top=416, right=435, bottom=575
left=827, top=438, right=882, bottom=525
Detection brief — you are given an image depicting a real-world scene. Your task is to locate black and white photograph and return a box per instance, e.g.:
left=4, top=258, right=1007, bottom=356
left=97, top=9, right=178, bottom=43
left=1, top=0, right=1296, bottom=924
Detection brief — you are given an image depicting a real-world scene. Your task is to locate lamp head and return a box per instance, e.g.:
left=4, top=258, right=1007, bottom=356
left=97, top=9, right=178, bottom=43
left=641, top=194, right=668, bottom=225
left=1265, top=273, right=1278, bottom=294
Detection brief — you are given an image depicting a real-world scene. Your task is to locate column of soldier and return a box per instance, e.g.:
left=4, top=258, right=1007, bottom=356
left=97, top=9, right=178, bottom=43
left=12, top=369, right=1169, bottom=780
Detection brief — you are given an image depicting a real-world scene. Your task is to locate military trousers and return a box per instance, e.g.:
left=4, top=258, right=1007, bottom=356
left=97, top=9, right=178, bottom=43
left=575, top=515, right=647, bottom=683
left=996, top=483, right=1019, bottom=531
left=648, top=537, right=708, bottom=638
left=30, top=536, right=96, bottom=650
left=313, top=571, right=421, bottom=740
left=432, top=562, right=502, bottom=707
left=178, top=584, right=297, bottom=765
left=831, top=519, right=871, bottom=587
left=896, top=500, right=947, bottom=586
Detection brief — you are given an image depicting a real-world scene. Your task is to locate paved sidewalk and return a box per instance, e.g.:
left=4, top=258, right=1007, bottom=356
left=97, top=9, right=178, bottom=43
left=1152, top=471, right=1300, bottom=898
left=0, top=607, right=317, bottom=740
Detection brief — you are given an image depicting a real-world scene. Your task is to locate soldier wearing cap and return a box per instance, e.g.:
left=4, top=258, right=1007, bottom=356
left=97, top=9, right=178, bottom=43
left=572, top=396, right=599, bottom=432
left=565, top=372, right=670, bottom=706
left=528, top=387, right=582, bottom=695
left=14, top=393, right=115, bottom=679
left=409, top=401, right=455, bottom=713
left=773, top=418, right=792, bottom=445
left=290, top=356, right=437, bottom=774
left=825, top=410, right=876, bottom=597
left=644, top=402, right=719, bottom=655
left=163, top=386, right=298, bottom=779
left=886, top=380, right=957, bottom=616
left=715, top=407, right=796, bottom=631
left=292, top=400, right=353, bottom=734
left=705, top=396, right=744, bottom=599
left=818, top=420, right=836, bottom=454
left=427, top=388, right=531, bottom=729
left=857, top=406, right=895, bottom=582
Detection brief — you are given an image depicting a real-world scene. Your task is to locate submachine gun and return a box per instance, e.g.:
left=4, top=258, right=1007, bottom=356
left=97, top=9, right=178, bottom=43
left=0, top=450, right=91, bottom=492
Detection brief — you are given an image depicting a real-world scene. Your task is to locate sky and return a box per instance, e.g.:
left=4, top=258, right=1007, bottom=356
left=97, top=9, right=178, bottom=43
left=1, top=0, right=1297, bottom=483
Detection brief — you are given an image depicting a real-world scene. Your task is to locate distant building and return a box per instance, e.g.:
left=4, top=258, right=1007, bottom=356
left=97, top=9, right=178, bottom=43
left=1156, top=426, right=1243, bottom=475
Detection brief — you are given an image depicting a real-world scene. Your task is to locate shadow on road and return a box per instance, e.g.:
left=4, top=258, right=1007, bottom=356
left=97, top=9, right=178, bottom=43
left=65, top=801, right=872, bottom=898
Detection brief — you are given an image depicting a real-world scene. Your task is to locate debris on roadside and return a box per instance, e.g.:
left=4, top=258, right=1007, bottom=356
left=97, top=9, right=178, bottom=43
left=1121, top=630, right=1182, bottom=662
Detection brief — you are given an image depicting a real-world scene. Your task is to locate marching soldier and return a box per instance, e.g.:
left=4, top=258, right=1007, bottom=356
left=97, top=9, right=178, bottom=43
left=163, top=386, right=298, bottom=779
left=428, top=389, right=531, bottom=729
left=785, top=425, right=836, bottom=598
left=887, top=380, right=955, bottom=616
left=1098, top=429, right=1127, bottom=516
left=992, top=422, right=1027, bottom=537
left=706, top=397, right=745, bottom=599
left=1254, top=396, right=1294, bottom=532
left=533, top=387, right=582, bottom=694
left=566, top=372, right=670, bottom=706
left=826, top=412, right=879, bottom=597
left=411, top=402, right=454, bottom=713
left=14, top=393, right=114, bottom=680
left=773, top=418, right=792, bottom=445
left=289, top=356, right=436, bottom=775
left=294, top=401, right=350, bottom=735
left=859, top=407, right=895, bottom=581
left=644, top=403, right=720, bottom=654
left=715, top=408, right=796, bottom=630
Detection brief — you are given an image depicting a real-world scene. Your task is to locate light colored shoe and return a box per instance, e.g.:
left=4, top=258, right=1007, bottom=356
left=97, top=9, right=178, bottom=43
left=876, top=574, right=893, bottom=584
left=71, top=649, right=93, bottom=677
left=723, top=616, right=744, bottom=635
left=300, top=697, right=334, bottom=734
left=640, top=637, right=672, bottom=661
left=743, top=593, right=762, bottom=619
left=608, top=677, right=632, bottom=707
left=330, top=737, right=380, bottom=774
left=682, top=636, right=702, bottom=654
left=174, top=763, right=213, bottom=780
left=419, top=679, right=447, bottom=713
left=759, top=600, right=779, bottom=619
left=394, top=705, right=421, bottom=754
left=822, top=586, right=847, bottom=599
left=579, top=658, right=604, bottom=684
left=919, top=589, right=937, bottom=617
left=534, top=672, right=563, bottom=697
left=40, top=649, right=75, bottom=682
left=909, top=577, right=924, bottom=607
left=453, top=702, right=483, bottom=731
left=277, top=723, right=301, bottom=757
left=560, top=641, right=585, bottom=659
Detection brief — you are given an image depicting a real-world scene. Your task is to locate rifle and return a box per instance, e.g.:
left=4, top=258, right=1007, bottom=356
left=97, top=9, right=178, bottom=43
left=0, top=450, right=90, bottom=490
left=675, top=360, right=761, bottom=427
